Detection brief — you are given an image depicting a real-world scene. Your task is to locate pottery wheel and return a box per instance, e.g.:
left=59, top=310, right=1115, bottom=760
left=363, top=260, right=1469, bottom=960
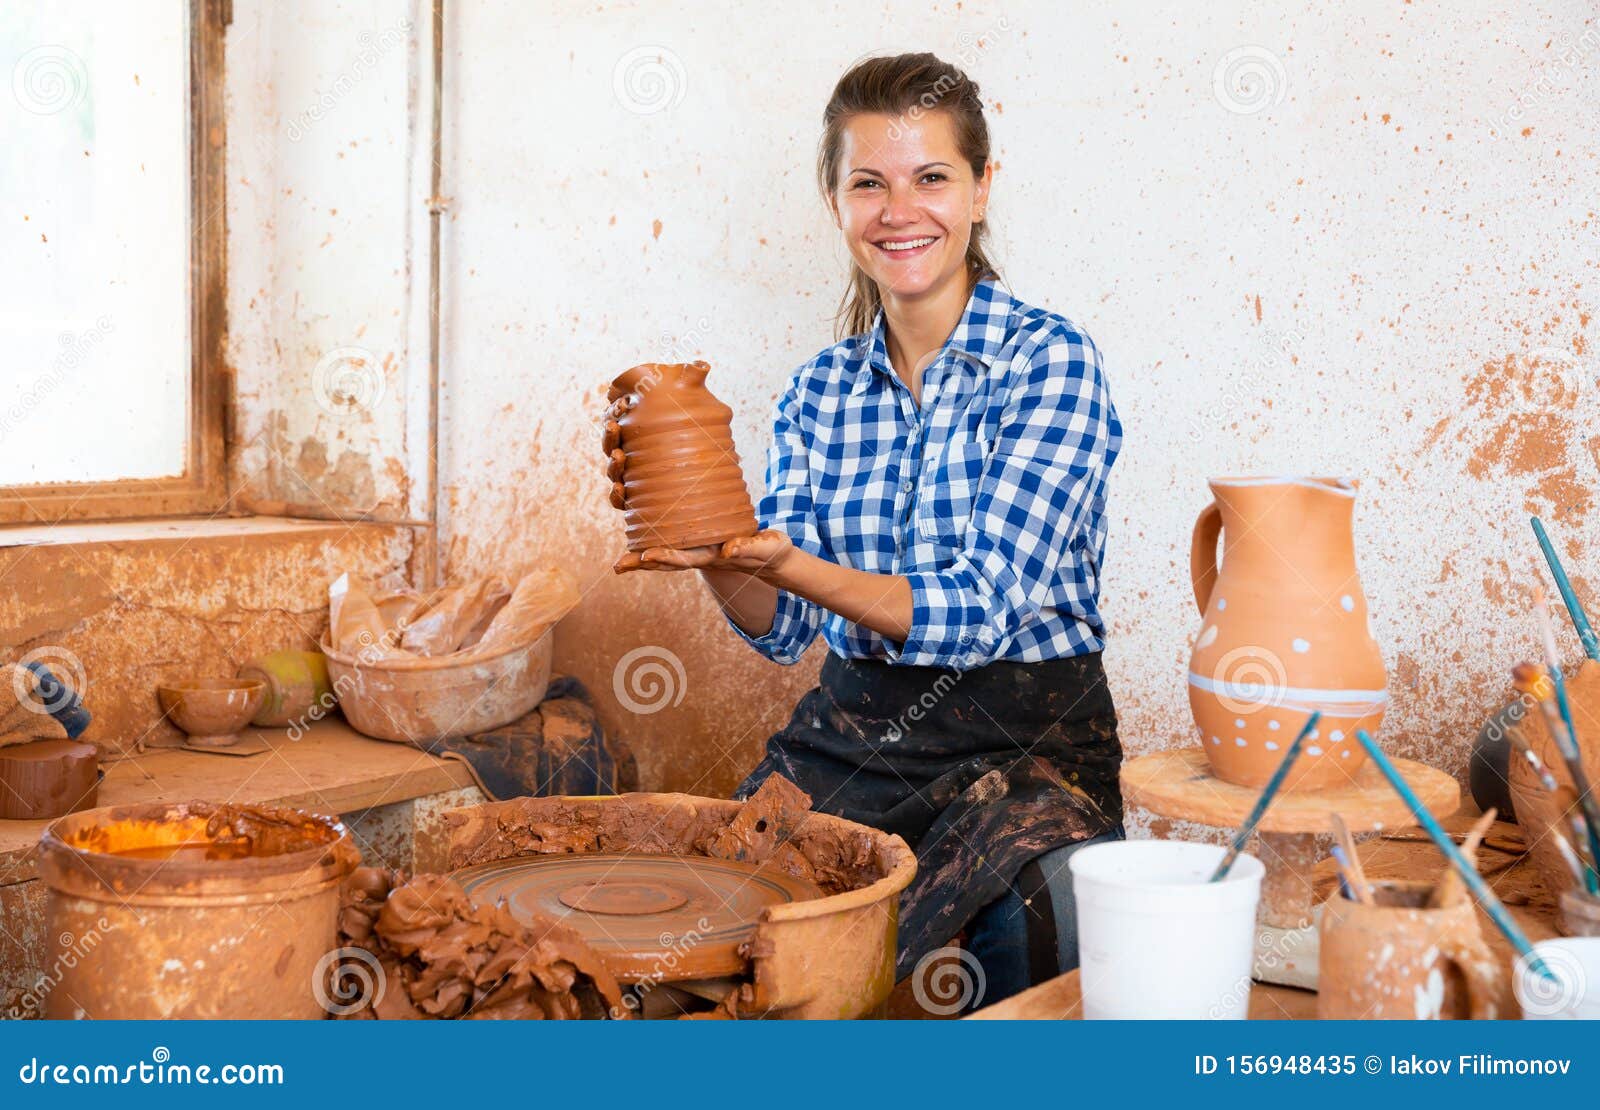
left=452, top=852, right=822, bottom=982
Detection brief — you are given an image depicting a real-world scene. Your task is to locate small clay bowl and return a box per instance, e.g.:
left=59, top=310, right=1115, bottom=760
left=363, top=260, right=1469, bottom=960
left=158, top=678, right=266, bottom=748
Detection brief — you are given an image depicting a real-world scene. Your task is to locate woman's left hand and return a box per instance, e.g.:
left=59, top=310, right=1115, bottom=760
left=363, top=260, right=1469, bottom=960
left=614, top=529, right=795, bottom=578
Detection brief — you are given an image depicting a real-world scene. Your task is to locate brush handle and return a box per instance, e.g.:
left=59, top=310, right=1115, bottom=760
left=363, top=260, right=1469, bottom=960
left=1355, top=730, right=1555, bottom=982
left=1533, top=516, right=1600, bottom=661
left=1209, top=711, right=1320, bottom=882
left=1542, top=668, right=1600, bottom=868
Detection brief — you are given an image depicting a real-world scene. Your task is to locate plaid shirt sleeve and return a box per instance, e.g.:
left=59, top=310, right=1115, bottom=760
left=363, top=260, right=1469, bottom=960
left=725, top=369, right=826, bottom=665
left=884, top=325, right=1120, bottom=669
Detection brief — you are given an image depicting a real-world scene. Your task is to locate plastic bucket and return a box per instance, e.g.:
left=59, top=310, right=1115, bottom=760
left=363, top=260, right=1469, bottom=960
left=1514, top=938, right=1600, bottom=1020
left=1070, top=839, right=1263, bottom=1019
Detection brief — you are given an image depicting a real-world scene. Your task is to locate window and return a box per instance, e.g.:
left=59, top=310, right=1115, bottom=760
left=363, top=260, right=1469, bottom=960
left=0, top=0, right=225, bottom=523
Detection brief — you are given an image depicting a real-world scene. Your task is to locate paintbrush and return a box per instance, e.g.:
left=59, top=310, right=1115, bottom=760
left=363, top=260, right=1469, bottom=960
left=1355, top=730, right=1556, bottom=982
left=1568, top=812, right=1600, bottom=895
left=1428, top=808, right=1497, bottom=908
left=1328, top=844, right=1362, bottom=903
left=1512, top=659, right=1600, bottom=880
left=1209, top=711, right=1321, bottom=882
left=1522, top=595, right=1600, bottom=865
left=1505, top=718, right=1562, bottom=793
left=1554, top=823, right=1595, bottom=889
left=1532, top=516, right=1600, bottom=661
left=1328, top=813, right=1374, bottom=903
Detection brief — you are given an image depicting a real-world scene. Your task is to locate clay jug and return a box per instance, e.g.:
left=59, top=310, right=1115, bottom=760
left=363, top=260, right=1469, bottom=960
left=1318, top=880, right=1511, bottom=1019
left=1188, top=477, right=1387, bottom=790
left=604, top=361, right=758, bottom=552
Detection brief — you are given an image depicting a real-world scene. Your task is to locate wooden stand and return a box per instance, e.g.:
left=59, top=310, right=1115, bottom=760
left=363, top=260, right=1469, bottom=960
left=1122, top=748, right=1459, bottom=988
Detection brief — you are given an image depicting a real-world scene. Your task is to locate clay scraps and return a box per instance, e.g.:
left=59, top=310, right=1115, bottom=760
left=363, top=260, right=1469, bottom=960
left=334, top=868, right=628, bottom=1020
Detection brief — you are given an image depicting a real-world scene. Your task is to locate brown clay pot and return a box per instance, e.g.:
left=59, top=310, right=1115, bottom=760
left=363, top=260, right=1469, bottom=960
left=604, top=361, right=758, bottom=551
left=0, top=739, right=98, bottom=820
left=1187, top=477, right=1387, bottom=790
left=157, top=677, right=266, bottom=748
left=1506, top=658, right=1600, bottom=903
left=1318, top=879, right=1512, bottom=1019
left=39, top=801, right=359, bottom=1018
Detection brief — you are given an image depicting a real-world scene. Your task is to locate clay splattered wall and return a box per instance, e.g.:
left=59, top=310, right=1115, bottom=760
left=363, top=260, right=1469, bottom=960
left=231, top=1, right=1599, bottom=797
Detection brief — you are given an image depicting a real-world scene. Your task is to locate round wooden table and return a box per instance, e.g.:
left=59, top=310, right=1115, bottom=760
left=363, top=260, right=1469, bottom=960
left=1122, top=747, right=1460, bottom=986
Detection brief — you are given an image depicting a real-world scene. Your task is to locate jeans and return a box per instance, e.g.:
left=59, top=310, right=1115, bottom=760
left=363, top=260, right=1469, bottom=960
left=962, top=829, right=1125, bottom=1011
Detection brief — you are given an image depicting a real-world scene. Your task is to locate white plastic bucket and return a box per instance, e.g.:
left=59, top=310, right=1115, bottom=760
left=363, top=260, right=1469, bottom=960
left=1069, top=839, right=1263, bottom=1020
left=1514, top=938, right=1600, bottom=1020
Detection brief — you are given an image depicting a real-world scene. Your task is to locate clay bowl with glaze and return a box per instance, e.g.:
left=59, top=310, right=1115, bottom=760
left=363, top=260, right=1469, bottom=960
left=157, top=678, right=266, bottom=748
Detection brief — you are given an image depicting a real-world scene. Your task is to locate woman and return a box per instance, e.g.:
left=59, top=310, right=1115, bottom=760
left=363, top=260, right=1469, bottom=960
left=606, top=53, right=1122, bottom=1008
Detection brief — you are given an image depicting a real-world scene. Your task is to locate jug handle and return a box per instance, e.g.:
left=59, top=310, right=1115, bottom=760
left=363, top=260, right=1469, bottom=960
left=1438, top=931, right=1510, bottom=1020
left=1190, top=503, right=1223, bottom=616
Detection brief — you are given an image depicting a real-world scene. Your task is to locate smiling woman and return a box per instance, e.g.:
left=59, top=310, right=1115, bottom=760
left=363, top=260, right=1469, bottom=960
left=601, top=52, right=1124, bottom=1010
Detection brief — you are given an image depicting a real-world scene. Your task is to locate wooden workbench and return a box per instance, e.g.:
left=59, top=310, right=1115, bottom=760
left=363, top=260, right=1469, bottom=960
left=0, top=717, right=477, bottom=885
left=970, top=816, right=1559, bottom=1019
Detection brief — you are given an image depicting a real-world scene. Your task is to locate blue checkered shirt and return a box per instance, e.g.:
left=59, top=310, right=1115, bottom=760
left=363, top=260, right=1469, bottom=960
left=730, top=278, right=1121, bottom=670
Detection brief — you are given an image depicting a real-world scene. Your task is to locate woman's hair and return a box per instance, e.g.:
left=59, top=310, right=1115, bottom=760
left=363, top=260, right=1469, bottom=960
left=818, top=52, right=999, bottom=339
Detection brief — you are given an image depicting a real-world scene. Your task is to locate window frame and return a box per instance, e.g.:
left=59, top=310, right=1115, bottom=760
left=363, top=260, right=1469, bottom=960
left=0, top=0, right=229, bottom=525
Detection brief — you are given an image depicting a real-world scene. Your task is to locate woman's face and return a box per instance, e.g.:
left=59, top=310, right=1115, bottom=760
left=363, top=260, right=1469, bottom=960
left=829, top=110, right=991, bottom=307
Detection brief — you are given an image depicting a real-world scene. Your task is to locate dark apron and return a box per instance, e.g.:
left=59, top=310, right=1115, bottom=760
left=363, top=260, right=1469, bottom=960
left=735, top=651, right=1122, bottom=980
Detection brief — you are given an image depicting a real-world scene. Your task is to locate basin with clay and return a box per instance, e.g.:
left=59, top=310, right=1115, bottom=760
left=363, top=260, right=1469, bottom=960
left=445, top=790, right=916, bottom=1019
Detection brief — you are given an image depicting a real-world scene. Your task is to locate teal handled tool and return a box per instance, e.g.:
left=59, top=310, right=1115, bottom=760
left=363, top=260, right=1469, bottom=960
left=1532, top=516, right=1599, bottom=661
left=1355, top=729, right=1555, bottom=982
left=1209, top=711, right=1320, bottom=882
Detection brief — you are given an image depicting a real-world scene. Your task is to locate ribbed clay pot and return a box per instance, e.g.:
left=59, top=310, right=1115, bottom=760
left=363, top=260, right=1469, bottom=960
left=604, top=361, right=757, bottom=551
left=1187, top=477, right=1387, bottom=790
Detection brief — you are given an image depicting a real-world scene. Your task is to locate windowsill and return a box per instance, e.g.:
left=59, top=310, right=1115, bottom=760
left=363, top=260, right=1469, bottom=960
left=0, top=514, right=385, bottom=550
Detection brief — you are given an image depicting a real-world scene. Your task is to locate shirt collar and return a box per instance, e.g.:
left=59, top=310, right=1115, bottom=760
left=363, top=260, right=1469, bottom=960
left=855, top=276, right=1013, bottom=392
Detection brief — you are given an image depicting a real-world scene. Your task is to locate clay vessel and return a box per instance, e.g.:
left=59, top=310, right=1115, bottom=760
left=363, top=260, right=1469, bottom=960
left=238, top=650, right=333, bottom=727
left=604, top=361, right=758, bottom=551
left=0, top=739, right=98, bottom=820
left=447, top=791, right=918, bottom=1019
left=1506, top=658, right=1600, bottom=902
left=320, top=629, right=550, bottom=743
left=1318, top=879, right=1511, bottom=1019
left=39, top=800, right=360, bottom=1018
left=157, top=677, right=265, bottom=748
left=1188, top=477, right=1387, bottom=790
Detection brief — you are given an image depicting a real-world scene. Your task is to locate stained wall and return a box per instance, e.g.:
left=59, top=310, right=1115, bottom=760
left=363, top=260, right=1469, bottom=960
left=228, top=1, right=1600, bottom=797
